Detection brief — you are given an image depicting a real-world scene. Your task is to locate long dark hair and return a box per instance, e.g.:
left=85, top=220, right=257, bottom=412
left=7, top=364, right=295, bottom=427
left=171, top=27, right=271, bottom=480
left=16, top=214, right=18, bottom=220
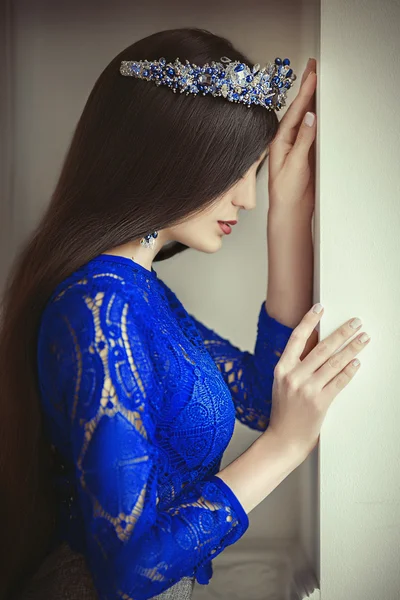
left=0, top=27, right=279, bottom=597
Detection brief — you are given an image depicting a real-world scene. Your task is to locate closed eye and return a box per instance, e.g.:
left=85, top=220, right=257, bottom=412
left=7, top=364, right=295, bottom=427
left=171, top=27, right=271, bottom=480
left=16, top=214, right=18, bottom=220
left=256, top=154, right=268, bottom=177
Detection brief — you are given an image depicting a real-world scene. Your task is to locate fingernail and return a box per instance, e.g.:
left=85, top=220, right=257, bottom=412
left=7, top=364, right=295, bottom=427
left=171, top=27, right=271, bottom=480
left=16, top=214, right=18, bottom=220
left=304, top=112, right=315, bottom=127
left=350, top=318, right=362, bottom=329
left=313, top=303, right=323, bottom=313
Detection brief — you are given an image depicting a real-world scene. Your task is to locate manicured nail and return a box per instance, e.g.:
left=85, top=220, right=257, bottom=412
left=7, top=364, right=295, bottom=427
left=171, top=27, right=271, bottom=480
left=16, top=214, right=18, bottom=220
left=313, top=303, right=323, bottom=313
left=304, top=112, right=315, bottom=127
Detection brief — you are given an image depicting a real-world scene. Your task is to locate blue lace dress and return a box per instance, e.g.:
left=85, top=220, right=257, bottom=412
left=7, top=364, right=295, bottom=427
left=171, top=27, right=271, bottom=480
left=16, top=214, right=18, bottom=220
left=36, top=254, right=294, bottom=600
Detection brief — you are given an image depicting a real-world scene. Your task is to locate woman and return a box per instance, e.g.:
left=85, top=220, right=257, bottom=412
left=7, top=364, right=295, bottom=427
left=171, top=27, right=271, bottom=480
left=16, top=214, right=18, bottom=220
left=0, top=27, right=321, bottom=600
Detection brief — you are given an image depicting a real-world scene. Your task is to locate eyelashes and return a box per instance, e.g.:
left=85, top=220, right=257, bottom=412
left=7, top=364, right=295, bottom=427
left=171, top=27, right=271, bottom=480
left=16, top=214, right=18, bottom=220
left=239, top=154, right=268, bottom=181
left=256, top=155, right=268, bottom=176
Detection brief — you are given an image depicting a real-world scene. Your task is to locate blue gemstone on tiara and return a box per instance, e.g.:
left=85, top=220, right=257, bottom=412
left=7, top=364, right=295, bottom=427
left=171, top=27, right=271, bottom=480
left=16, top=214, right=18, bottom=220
left=120, top=55, right=296, bottom=111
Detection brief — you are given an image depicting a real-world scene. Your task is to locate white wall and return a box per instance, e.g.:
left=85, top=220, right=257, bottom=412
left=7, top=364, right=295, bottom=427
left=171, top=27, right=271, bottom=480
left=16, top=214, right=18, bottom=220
left=318, top=0, right=400, bottom=598
left=9, top=0, right=319, bottom=553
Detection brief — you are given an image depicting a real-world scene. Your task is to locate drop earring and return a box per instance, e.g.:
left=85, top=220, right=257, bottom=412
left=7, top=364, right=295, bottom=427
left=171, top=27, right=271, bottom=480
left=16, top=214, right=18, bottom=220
left=140, top=231, right=158, bottom=249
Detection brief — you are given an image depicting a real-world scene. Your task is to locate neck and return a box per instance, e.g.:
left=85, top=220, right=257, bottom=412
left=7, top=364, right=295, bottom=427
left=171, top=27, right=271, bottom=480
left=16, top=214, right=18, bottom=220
left=103, top=230, right=170, bottom=273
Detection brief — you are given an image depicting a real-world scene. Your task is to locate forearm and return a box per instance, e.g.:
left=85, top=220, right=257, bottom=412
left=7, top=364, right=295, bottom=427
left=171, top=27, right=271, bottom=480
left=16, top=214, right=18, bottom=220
left=215, top=429, right=303, bottom=515
left=265, top=206, right=318, bottom=358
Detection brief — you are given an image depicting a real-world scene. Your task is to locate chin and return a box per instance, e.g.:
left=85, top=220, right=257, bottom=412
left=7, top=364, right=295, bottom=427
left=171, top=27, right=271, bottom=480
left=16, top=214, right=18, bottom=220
left=184, top=238, right=221, bottom=254
left=177, top=230, right=223, bottom=254
left=200, top=237, right=223, bottom=253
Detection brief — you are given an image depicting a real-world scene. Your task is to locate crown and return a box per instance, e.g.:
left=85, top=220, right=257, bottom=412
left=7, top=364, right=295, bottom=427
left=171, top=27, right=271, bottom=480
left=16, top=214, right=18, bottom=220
left=120, top=55, right=297, bottom=111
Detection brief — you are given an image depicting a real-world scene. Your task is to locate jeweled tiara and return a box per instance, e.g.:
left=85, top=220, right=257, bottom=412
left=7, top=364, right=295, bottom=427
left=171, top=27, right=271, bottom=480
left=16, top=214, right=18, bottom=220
left=120, top=55, right=297, bottom=111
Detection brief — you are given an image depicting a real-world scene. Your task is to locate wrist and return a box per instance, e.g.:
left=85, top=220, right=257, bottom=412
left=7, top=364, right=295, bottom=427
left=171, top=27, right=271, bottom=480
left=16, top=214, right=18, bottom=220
left=261, top=427, right=307, bottom=468
left=268, top=203, right=314, bottom=225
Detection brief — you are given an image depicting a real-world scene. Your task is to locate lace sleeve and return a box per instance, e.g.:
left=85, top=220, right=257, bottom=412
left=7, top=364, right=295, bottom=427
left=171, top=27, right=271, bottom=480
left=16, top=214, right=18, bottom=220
left=188, top=301, right=294, bottom=432
left=38, top=285, right=249, bottom=600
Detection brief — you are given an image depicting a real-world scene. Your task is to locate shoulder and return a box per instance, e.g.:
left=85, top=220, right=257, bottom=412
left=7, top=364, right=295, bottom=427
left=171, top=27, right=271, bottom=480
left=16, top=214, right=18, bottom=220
left=38, top=260, right=160, bottom=359
left=49, top=259, right=152, bottom=318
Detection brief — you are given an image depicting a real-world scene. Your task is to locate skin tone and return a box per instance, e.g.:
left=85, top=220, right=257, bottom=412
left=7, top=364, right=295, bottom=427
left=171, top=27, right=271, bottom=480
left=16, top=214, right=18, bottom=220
left=102, top=148, right=269, bottom=272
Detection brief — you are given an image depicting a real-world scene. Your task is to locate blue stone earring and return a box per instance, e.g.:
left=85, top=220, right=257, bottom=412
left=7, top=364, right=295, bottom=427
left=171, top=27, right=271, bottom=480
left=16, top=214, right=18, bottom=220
left=140, top=231, right=158, bottom=249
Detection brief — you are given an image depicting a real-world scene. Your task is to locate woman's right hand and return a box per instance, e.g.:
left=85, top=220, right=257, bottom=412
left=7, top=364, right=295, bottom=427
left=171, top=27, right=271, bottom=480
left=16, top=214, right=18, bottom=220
left=267, top=304, right=371, bottom=461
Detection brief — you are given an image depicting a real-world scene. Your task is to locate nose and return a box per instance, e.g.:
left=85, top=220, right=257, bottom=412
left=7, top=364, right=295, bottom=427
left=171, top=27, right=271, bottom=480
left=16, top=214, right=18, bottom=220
left=233, top=179, right=257, bottom=211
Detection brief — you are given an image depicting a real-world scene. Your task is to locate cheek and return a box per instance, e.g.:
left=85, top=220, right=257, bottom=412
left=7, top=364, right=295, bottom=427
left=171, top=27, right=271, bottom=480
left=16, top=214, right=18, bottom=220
left=179, top=220, right=209, bottom=241
left=191, top=211, right=219, bottom=229
left=183, top=220, right=219, bottom=245
left=191, top=218, right=216, bottom=236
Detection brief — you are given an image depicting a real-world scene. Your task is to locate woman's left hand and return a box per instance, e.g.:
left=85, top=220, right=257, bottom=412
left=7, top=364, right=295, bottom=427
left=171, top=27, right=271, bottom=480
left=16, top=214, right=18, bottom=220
left=268, top=58, right=317, bottom=217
